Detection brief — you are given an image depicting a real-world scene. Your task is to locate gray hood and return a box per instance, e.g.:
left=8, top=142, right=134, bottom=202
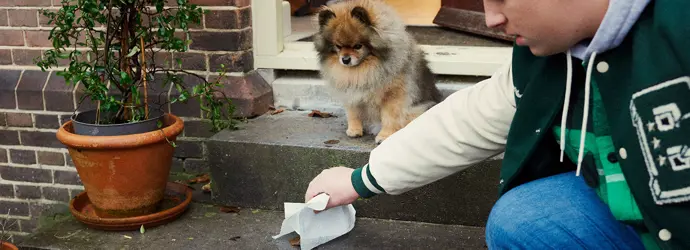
left=570, top=0, right=651, bottom=60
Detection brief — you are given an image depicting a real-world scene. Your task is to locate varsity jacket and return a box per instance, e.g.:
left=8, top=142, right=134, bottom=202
left=350, top=1, right=690, bottom=249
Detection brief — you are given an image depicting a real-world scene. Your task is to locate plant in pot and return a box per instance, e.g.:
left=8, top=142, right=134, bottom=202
left=36, top=0, right=236, bottom=219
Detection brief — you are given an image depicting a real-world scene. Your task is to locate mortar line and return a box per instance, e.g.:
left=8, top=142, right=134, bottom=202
left=0, top=146, right=68, bottom=153
left=14, top=69, right=24, bottom=111
left=0, top=180, right=81, bottom=189
left=41, top=71, right=51, bottom=111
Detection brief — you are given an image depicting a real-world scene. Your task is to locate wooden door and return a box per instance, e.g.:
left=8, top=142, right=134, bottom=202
left=433, top=0, right=513, bottom=41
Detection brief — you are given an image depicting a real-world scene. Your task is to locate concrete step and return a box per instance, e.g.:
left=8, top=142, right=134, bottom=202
left=266, top=69, right=487, bottom=113
left=207, top=110, right=502, bottom=227
left=19, top=202, right=487, bottom=250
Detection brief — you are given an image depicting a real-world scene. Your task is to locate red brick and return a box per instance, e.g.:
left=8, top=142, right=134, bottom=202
left=208, top=71, right=272, bottom=118
left=6, top=113, right=32, bottom=127
left=205, top=8, right=251, bottom=29
left=0, top=148, right=6, bottom=163
left=188, top=0, right=234, bottom=6
left=25, top=31, right=52, bottom=47
left=231, top=0, right=249, bottom=7
left=38, top=10, right=55, bottom=27
left=14, top=185, right=41, bottom=199
left=15, top=0, right=51, bottom=7
left=8, top=10, right=38, bottom=27
left=34, top=114, right=59, bottom=129
left=0, top=130, right=20, bottom=145
left=174, top=140, right=204, bottom=158
left=20, top=131, right=65, bottom=148
left=174, top=52, right=206, bottom=71
left=190, top=29, right=252, bottom=51
left=42, top=187, right=69, bottom=202
left=0, top=10, right=8, bottom=26
left=0, top=184, right=12, bottom=197
left=0, top=113, right=5, bottom=126
left=44, top=72, right=76, bottom=112
left=53, top=170, right=81, bottom=185
left=37, top=151, right=64, bottom=165
left=0, top=49, right=11, bottom=65
left=0, top=200, right=29, bottom=217
left=9, top=149, right=36, bottom=165
left=169, top=74, right=203, bottom=118
left=0, top=30, right=25, bottom=46
left=209, top=51, right=253, bottom=72
left=16, top=70, right=49, bottom=110
left=12, top=49, right=42, bottom=65
left=0, top=166, right=52, bottom=184
left=0, top=70, right=21, bottom=109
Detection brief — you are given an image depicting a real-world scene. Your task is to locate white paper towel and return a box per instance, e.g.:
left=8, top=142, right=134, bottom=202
left=272, top=193, right=357, bottom=250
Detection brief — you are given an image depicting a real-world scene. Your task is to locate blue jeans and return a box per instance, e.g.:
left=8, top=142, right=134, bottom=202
left=485, top=171, right=645, bottom=249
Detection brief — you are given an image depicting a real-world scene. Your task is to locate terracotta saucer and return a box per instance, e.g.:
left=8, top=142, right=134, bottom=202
left=69, top=182, right=193, bottom=231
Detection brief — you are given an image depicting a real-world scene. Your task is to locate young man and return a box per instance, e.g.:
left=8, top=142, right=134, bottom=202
left=305, top=0, right=690, bottom=249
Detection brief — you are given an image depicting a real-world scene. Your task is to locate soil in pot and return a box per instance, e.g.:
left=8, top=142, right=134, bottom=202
left=71, top=107, right=166, bottom=136
left=57, top=113, right=184, bottom=218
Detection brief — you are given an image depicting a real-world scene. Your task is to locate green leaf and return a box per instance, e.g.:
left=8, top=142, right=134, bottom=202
left=125, top=46, right=140, bottom=58
left=140, top=225, right=145, bottom=234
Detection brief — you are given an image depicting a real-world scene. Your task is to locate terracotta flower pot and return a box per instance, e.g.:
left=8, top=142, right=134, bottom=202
left=1, top=241, right=17, bottom=250
left=57, top=114, right=184, bottom=218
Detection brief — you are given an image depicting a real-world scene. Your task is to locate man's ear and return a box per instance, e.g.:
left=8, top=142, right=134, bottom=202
left=318, top=9, right=336, bottom=28
left=351, top=6, right=372, bottom=26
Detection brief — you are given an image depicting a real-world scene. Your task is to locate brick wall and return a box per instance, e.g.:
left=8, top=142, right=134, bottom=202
left=0, top=0, right=272, bottom=242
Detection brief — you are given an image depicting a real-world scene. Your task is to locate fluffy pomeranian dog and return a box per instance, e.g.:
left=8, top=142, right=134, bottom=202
left=314, top=0, right=441, bottom=144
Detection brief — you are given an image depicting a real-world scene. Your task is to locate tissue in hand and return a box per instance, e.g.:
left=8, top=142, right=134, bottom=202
left=272, top=193, right=356, bottom=250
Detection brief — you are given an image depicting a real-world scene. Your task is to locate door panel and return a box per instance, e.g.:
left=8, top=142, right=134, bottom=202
left=433, top=0, right=514, bottom=42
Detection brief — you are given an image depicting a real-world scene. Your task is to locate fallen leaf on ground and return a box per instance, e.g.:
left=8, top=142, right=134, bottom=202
left=251, top=209, right=261, bottom=214
left=220, top=205, right=241, bottom=213
left=123, top=235, right=132, bottom=239
left=324, top=140, right=340, bottom=145
left=271, top=108, right=285, bottom=115
left=289, top=236, right=301, bottom=246
left=204, top=212, right=217, bottom=218
left=140, top=225, right=145, bottom=234
left=308, top=110, right=335, bottom=118
left=188, top=237, right=194, bottom=240
left=202, top=182, right=211, bottom=193
left=187, top=173, right=210, bottom=184
left=230, top=236, right=241, bottom=241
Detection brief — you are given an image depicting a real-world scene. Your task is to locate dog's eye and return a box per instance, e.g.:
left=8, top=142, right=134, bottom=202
left=353, top=44, right=363, bottom=49
left=335, top=45, right=342, bottom=50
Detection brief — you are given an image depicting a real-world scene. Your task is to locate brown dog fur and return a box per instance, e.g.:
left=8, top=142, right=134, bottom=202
left=314, top=0, right=441, bottom=144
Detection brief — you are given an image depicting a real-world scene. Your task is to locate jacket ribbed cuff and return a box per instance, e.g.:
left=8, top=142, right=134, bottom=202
left=351, top=164, right=385, bottom=198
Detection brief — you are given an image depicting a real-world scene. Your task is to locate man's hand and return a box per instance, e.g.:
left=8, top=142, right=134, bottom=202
left=304, top=166, right=359, bottom=210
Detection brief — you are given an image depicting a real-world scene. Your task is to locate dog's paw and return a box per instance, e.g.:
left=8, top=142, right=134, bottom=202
left=375, top=133, right=391, bottom=145
left=346, top=128, right=364, bottom=138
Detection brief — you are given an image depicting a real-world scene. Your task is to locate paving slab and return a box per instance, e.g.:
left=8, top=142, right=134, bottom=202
left=208, top=110, right=502, bottom=226
left=19, top=202, right=487, bottom=250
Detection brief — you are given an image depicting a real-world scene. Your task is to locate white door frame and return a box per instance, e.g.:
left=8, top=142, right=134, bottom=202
left=251, top=0, right=512, bottom=76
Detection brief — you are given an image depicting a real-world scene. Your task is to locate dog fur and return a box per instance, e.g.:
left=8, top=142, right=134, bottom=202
left=313, top=0, right=441, bottom=144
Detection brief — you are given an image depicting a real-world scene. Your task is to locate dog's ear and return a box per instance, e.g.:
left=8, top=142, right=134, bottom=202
left=351, top=6, right=372, bottom=26
left=318, top=9, right=336, bottom=27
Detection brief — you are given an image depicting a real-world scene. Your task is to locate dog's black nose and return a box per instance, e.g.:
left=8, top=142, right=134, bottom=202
left=341, top=56, right=351, bottom=65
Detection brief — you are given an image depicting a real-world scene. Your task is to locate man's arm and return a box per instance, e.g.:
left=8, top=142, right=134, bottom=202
left=351, top=62, right=517, bottom=197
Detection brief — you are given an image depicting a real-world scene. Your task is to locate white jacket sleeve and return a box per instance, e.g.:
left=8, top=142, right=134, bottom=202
left=350, top=62, right=517, bottom=197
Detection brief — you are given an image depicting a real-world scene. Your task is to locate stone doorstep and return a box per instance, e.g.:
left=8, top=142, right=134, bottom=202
left=207, top=110, right=503, bottom=227
left=269, top=71, right=484, bottom=113
left=19, top=202, right=487, bottom=250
